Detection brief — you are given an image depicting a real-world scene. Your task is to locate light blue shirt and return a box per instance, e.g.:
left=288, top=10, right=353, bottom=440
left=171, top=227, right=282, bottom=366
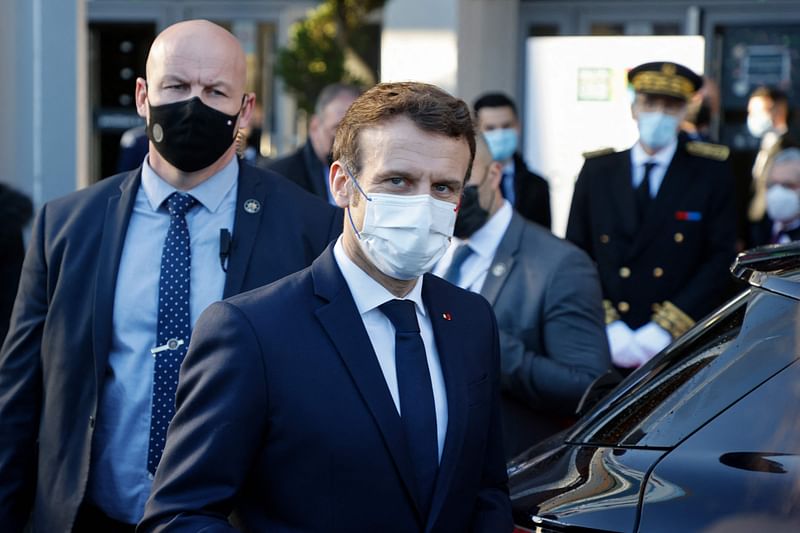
left=86, top=156, right=238, bottom=523
left=630, top=139, right=677, bottom=198
left=333, top=238, right=448, bottom=461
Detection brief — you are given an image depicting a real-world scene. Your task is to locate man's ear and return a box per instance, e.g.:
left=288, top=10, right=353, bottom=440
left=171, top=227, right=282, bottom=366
left=135, top=77, right=148, bottom=119
left=237, top=92, right=257, bottom=130
left=329, top=160, right=351, bottom=208
left=487, top=161, right=503, bottom=190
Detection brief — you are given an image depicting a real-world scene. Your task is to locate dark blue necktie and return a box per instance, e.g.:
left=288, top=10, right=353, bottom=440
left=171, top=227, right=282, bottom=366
left=501, top=170, right=515, bottom=206
left=148, top=192, right=197, bottom=475
left=636, top=162, right=657, bottom=222
left=379, top=299, right=439, bottom=516
left=442, top=244, right=473, bottom=286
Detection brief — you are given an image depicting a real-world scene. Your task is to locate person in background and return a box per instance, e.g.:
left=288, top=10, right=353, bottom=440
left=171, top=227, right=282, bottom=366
left=0, top=20, right=341, bottom=532
left=567, top=61, right=736, bottom=374
left=473, top=92, right=551, bottom=229
left=764, top=147, right=800, bottom=243
left=747, top=86, right=794, bottom=246
left=265, top=83, right=362, bottom=204
left=434, top=133, right=611, bottom=458
left=140, top=81, right=512, bottom=533
left=0, top=183, right=32, bottom=346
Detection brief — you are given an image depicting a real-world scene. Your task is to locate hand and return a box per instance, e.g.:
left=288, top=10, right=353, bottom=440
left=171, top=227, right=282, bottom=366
left=606, top=321, right=649, bottom=368
left=633, top=322, right=672, bottom=364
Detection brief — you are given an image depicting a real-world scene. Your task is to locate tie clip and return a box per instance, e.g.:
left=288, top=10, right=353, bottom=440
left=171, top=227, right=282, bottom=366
left=150, top=338, right=184, bottom=356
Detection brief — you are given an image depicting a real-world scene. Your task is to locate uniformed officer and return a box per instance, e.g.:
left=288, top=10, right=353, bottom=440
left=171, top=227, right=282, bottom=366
left=566, top=61, right=736, bottom=371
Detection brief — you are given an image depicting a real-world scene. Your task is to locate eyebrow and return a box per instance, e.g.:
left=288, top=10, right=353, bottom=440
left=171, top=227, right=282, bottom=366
left=374, top=170, right=463, bottom=187
left=159, top=75, right=233, bottom=92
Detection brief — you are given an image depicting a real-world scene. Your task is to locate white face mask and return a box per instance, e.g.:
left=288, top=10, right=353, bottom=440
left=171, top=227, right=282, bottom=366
left=347, top=177, right=457, bottom=280
left=747, top=112, right=774, bottom=139
left=766, top=184, right=800, bottom=223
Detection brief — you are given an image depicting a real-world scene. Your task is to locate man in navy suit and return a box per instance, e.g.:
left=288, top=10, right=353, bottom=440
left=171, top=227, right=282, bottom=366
left=0, top=20, right=341, bottom=532
left=140, top=82, right=513, bottom=532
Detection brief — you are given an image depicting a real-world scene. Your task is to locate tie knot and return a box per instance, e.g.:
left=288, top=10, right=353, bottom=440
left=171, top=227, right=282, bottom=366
left=166, top=192, right=197, bottom=218
left=379, top=299, right=420, bottom=334
left=644, top=161, right=657, bottom=172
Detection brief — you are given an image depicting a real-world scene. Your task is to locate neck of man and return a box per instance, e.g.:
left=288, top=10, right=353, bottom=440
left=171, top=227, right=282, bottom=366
left=148, top=144, right=237, bottom=191
left=341, top=227, right=416, bottom=298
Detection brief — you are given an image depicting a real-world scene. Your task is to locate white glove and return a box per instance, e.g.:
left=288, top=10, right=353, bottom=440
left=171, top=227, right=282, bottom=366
left=606, top=321, right=649, bottom=368
left=633, top=321, right=672, bottom=364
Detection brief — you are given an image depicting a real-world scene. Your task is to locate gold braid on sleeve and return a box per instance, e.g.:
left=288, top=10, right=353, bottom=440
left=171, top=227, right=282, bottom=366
left=652, top=301, right=695, bottom=339
left=603, top=299, right=620, bottom=325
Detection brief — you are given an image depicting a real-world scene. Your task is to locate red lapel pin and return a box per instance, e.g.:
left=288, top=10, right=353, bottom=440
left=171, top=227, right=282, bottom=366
left=442, top=312, right=452, bottom=321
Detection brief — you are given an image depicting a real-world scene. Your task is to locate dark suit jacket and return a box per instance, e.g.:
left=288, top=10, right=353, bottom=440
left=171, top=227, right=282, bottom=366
left=139, top=245, right=512, bottom=533
left=566, top=141, right=736, bottom=331
left=263, top=139, right=329, bottom=200
left=481, top=212, right=611, bottom=458
left=0, top=162, right=343, bottom=533
left=512, top=153, right=551, bottom=230
left=0, top=184, right=32, bottom=346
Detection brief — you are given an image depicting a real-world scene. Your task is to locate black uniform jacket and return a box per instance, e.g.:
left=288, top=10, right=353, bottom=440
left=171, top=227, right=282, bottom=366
left=566, top=140, right=736, bottom=334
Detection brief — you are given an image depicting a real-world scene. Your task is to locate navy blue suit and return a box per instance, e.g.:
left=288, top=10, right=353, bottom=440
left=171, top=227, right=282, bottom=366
left=139, top=245, right=512, bottom=532
left=0, top=162, right=342, bottom=532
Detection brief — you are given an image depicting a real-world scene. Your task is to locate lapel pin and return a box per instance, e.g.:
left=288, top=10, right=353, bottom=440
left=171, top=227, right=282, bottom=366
left=491, top=263, right=507, bottom=277
left=442, top=312, right=452, bottom=321
left=243, top=199, right=261, bottom=214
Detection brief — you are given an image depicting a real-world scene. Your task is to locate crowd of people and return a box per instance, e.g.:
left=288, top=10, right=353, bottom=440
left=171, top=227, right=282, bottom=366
left=0, top=17, right=797, bottom=533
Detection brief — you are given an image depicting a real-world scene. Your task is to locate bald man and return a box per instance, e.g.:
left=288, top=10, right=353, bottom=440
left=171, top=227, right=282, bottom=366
left=0, top=20, right=342, bottom=532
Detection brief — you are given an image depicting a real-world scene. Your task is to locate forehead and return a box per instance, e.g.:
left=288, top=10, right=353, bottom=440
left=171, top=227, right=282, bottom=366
left=769, top=161, right=800, bottom=184
left=358, top=117, right=470, bottom=181
left=748, top=95, right=772, bottom=112
left=321, top=94, right=358, bottom=124
left=636, top=93, right=686, bottom=107
left=477, top=106, right=517, bottom=128
left=150, top=35, right=240, bottom=85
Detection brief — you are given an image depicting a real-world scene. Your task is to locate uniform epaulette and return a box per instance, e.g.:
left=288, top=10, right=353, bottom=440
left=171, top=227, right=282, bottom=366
left=685, top=141, right=730, bottom=161
left=582, top=147, right=615, bottom=159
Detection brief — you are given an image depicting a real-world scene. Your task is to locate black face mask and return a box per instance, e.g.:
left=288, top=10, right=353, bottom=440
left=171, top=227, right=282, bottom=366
left=454, top=184, right=490, bottom=239
left=146, top=96, right=241, bottom=172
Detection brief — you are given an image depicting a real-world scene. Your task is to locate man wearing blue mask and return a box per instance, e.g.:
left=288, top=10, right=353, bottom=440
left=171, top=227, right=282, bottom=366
left=140, top=81, right=512, bottom=532
left=473, top=92, right=551, bottom=229
left=566, top=61, right=736, bottom=373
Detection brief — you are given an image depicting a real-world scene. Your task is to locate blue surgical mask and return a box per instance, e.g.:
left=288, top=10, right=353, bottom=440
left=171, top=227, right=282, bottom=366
left=483, top=128, right=518, bottom=161
left=637, top=112, right=679, bottom=151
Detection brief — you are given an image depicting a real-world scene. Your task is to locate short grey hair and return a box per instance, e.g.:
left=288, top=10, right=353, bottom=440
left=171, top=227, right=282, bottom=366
left=314, top=83, right=363, bottom=116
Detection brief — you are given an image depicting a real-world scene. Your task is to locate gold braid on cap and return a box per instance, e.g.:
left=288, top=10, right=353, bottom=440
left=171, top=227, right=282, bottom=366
left=652, top=301, right=695, bottom=339
left=631, top=71, right=695, bottom=100
left=603, top=299, right=620, bottom=325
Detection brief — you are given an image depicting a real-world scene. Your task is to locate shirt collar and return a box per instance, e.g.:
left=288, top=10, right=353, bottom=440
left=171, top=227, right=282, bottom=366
left=140, top=155, right=239, bottom=213
left=632, top=137, right=677, bottom=168
left=332, top=237, right=426, bottom=317
left=453, top=200, right=513, bottom=259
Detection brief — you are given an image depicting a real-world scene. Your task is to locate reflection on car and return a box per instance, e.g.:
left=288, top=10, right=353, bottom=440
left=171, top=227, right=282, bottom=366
left=510, top=242, right=800, bottom=533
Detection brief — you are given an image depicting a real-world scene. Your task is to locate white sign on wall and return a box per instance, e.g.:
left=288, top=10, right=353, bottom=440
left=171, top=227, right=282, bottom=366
left=524, top=36, right=705, bottom=236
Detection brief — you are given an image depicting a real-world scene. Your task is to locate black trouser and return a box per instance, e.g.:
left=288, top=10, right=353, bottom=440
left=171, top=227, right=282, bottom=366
left=73, top=503, right=136, bottom=533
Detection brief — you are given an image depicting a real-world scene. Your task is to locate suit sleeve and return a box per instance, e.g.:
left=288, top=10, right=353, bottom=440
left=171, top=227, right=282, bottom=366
left=0, top=205, right=48, bottom=531
left=668, top=160, right=737, bottom=324
left=498, top=247, right=611, bottom=414
left=139, top=301, right=269, bottom=532
left=565, top=163, right=594, bottom=258
left=470, top=301, right=513, bottom=533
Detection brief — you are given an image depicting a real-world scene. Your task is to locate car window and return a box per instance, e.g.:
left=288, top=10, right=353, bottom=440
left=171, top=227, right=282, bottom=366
left=571, top=287, right=800, bottom=448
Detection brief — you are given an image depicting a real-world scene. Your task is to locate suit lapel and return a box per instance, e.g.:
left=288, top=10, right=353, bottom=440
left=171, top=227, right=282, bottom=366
left=479, top=212, right=524, bottom=305
left=302, top=140, right=328, bottom=199
left=608, top=150, right=639, bottom=240
left=627, top=146, right=692, bottom=260
left=92, top=170, right=140, bottom=391
left=422, top=276, right=469, bottom=527
left=223, top=163, right=266, bottom=297
left=311, top=247, right=424, bottom=519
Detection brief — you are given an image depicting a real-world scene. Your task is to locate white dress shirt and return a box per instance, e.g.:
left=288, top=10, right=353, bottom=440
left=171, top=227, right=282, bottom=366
left=631, top=139, right=677, bottom=198
left=433, top=200, right=513, bottom=293
left=332, top=238, right=448, bottom=461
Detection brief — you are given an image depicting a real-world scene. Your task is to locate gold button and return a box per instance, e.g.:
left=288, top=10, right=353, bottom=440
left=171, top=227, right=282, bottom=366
left=600, top=234, right=610, bottom=244
left=653, top=267, right=664, bottom=278
left=619, top=267, right=631, bottom=278
left=674, top=232, right=684, bottom=243
left=618, top=301, right=630, bottom=313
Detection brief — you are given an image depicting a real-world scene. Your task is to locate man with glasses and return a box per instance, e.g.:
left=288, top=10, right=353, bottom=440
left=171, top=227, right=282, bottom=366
left=566, top=61, right=736, bottom=373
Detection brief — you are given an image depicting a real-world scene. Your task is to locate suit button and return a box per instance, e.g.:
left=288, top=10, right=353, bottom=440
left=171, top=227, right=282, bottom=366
left=619, top=267, right=631, bottom=278
left=653, top=267, right=664, bottom=278
left=600, top=234, right=610, bottom=244
left=618, top=301, right=630, bottom=313
left=674, top=232, right=684, bottom=243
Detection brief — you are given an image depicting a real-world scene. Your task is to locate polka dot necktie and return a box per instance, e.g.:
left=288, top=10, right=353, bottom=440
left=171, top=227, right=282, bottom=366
left=379, top=299, right=439, bottom=517
left=148, top=192, right=197, bottom=475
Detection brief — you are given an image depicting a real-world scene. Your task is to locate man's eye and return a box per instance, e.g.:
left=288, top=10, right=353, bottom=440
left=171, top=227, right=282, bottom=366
left=389, top=177, right=405, bottom=185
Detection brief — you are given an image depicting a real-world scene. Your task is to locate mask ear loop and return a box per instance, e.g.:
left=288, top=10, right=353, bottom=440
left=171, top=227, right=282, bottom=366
left=342, top=164, right=371, bottom=239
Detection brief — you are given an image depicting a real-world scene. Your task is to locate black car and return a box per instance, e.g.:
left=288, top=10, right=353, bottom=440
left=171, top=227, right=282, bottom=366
left=509, top=243, right=800, bottom=533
